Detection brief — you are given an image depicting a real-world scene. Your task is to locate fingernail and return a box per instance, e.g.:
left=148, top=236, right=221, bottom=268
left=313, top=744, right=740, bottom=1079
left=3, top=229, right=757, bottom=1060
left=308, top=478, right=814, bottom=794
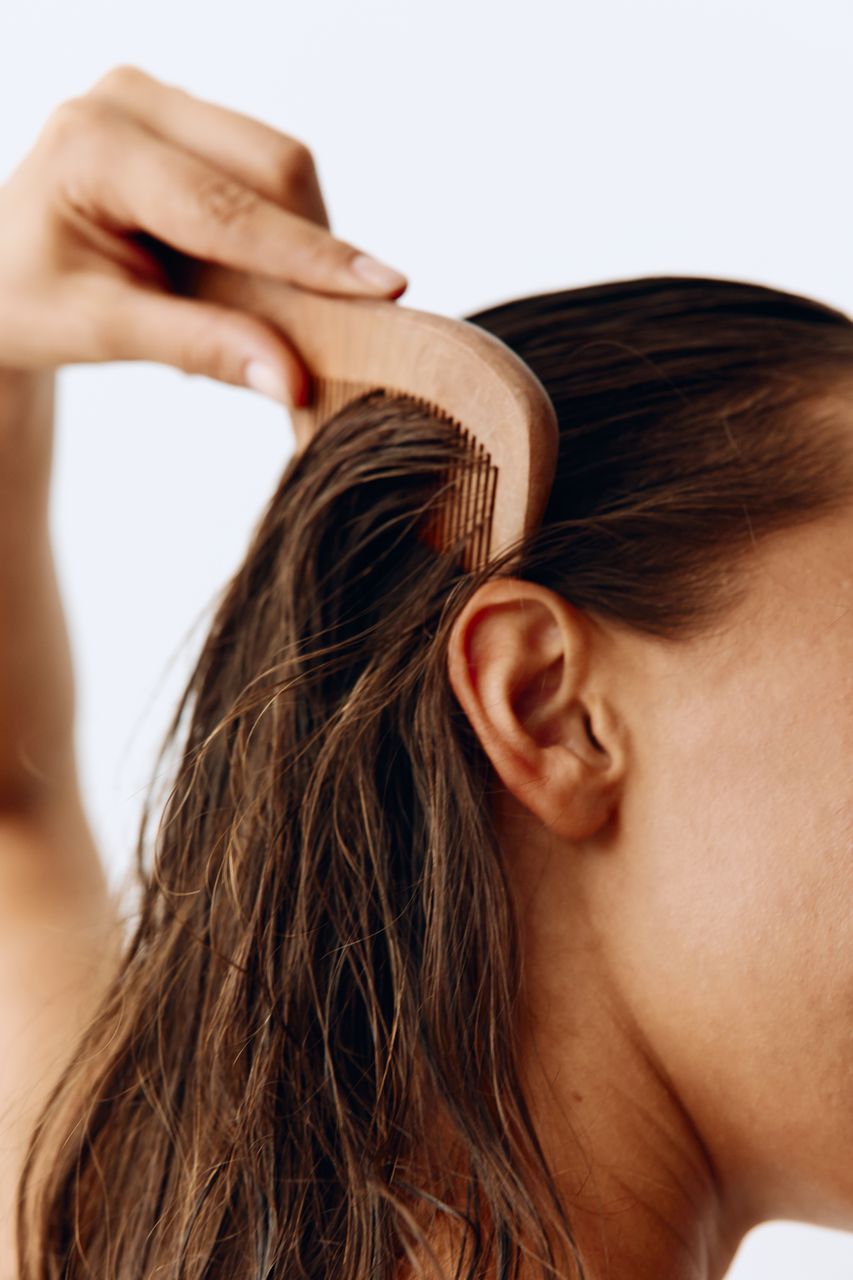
left=244, top=359, right=289, bottom=404
left=350, top=252, right=408, bottom=293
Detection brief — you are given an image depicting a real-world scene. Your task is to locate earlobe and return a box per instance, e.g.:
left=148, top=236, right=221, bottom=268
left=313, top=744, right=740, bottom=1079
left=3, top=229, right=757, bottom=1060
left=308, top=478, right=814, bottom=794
left=446, top=579, right=626, bottom=842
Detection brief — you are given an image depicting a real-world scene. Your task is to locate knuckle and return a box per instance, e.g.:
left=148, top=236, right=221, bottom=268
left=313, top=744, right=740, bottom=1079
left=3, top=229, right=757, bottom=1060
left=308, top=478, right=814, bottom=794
left=283, top=139, right=316, bottom=178
left=42, top=96, right=114, bottom=155
left=277, top=140, right=317, bottom=196
left=194, top=174, right=260, bottom=232
left=295, top=231, right=347, bottom=280
left=88, top=63, right=148, bottom=96
left=44, top=97, right=90, bottom=140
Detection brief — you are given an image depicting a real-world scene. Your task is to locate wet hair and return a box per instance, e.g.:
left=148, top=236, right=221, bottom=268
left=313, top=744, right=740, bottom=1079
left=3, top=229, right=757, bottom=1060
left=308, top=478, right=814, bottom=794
left=17, top=276, right=853, bottom=1279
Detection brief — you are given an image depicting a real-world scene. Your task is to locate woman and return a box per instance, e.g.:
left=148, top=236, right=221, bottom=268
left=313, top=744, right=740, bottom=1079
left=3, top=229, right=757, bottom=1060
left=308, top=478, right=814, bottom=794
left=0, top=65, right=851, bottom=1280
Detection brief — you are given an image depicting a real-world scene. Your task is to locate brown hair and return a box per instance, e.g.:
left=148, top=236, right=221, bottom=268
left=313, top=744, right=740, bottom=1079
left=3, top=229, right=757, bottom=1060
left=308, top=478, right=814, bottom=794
left=17, top=276, right=853, bottom=1279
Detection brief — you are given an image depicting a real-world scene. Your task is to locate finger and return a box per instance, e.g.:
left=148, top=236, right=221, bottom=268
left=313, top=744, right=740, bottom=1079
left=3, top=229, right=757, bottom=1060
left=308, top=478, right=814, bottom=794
left=86, top=64, right=331, bottom=230
left=79, top=274, right=310, bottom=404
left=56, top=98, right=407, bottom=299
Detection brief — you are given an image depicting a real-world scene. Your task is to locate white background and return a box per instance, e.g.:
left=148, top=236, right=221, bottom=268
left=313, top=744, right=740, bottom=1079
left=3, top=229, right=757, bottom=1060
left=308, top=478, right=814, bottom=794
left=1, top=1, right=852, bottom=1275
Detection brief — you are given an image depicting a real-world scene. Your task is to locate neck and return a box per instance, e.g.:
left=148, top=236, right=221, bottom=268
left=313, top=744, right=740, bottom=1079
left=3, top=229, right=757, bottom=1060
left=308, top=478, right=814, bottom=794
left=501, top=812, right=754, bottom=1280
left=515, top=979, right=744, bottom=1279
left=396, top=954, right=749, bottom=1280
left=398, top=789, right=761, bottom=1280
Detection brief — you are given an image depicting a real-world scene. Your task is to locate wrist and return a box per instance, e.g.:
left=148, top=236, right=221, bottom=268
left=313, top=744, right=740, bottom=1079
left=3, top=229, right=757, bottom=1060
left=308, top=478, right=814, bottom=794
left=0, top=366, right=56, bottom=479
left=0, top=362, right=55, bottom=405
left=0, top=363, right=55, bottom=390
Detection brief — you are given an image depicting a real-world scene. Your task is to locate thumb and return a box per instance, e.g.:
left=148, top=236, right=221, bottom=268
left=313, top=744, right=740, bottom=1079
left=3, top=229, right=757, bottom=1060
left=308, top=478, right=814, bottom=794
left=86, top=279, right=307, bottom=405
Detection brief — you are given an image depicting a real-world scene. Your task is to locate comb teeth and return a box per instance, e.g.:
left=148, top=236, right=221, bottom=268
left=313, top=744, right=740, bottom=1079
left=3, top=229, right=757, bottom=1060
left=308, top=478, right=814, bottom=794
left=193, top=266, right=559, bottom=581
left=310, top=376, right=498, bottom=574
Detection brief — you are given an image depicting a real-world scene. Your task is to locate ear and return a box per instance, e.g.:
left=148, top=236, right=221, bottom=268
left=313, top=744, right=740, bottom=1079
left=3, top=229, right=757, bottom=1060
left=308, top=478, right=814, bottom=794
left=446, top=578, right=627, bottom=841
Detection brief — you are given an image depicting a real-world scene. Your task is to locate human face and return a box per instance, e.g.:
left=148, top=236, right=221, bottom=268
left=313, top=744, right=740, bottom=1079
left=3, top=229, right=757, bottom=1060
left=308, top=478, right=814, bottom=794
left=589, top=503, right=853, bottom=1229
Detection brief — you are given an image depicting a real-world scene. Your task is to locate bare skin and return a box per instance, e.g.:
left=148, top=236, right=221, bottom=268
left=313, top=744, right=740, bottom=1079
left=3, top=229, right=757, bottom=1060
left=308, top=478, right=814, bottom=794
left=445, top=499, right=853, bottom=1277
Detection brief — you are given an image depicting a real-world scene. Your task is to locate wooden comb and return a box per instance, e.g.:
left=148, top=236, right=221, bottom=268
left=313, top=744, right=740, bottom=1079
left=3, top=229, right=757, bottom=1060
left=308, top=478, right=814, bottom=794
left=191, top=264, right=559, bottom=574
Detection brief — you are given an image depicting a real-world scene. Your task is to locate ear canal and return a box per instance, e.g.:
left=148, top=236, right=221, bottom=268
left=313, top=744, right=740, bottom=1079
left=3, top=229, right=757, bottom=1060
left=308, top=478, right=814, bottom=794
left=584, top=711, right=606, bottom=754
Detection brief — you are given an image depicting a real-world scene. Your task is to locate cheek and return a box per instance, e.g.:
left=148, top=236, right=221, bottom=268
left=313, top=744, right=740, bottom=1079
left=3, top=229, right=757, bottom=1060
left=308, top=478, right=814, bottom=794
left=618, top=652, right=853, bottom=984
left=658, top=701, right=851, bottom=977
left=603, top=656, right=853, bottom=1215
left=614, top=624, right=850, bottom=993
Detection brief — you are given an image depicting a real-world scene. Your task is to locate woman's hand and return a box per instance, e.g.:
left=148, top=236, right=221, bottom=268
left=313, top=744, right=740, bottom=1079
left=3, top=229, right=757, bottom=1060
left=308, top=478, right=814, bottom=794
left=0, top=64, right=409, bottom=406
